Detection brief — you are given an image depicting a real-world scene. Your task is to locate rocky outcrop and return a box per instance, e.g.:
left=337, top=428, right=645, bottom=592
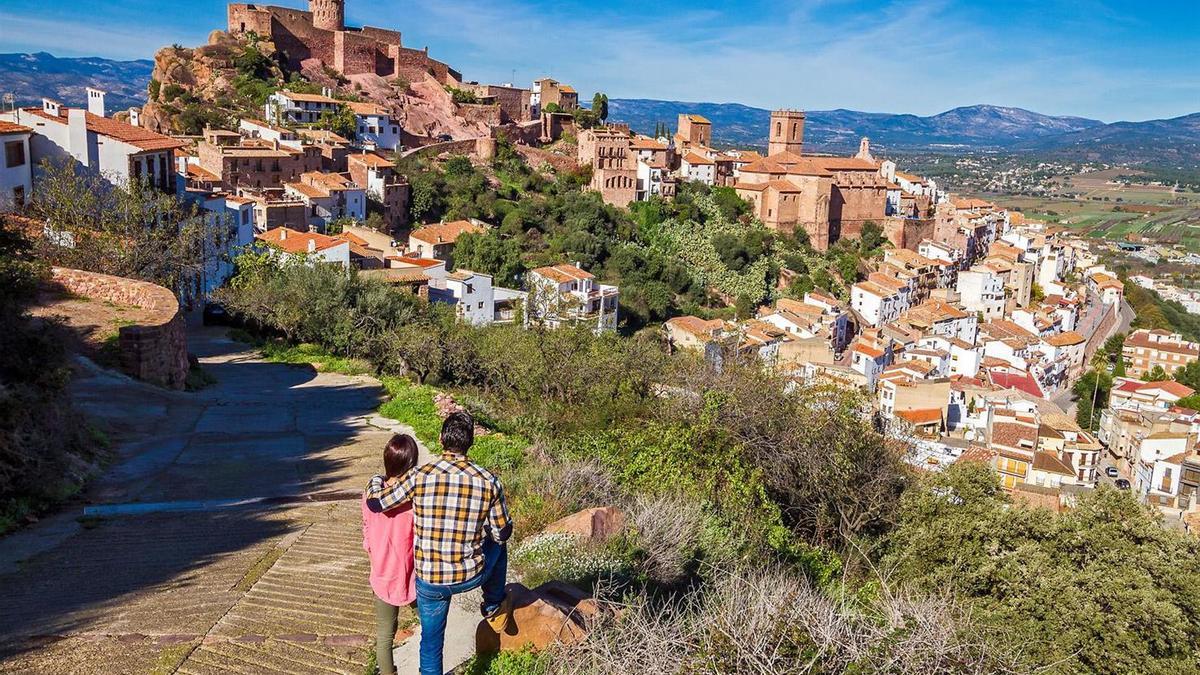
left=431, top=391, right=491, bottom=436
left=475, top=581, right=601, bottom=654
left=543, top=507, right=627, bottom=542
left=142, top=26, right=494, bottom=142
left=141, top=32, right=253, bottom=134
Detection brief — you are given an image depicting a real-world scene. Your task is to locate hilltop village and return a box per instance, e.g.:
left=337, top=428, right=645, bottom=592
left=2, top=0, right=1199, bottom=549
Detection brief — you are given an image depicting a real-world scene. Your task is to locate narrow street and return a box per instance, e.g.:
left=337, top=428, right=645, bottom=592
left=0, top=324, right=475, bottom=674
left=1050, top=296, right=1136, bottom=418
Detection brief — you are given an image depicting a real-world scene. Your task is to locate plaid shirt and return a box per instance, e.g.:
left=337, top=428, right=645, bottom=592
left=366, top=453, right=511, bottom=585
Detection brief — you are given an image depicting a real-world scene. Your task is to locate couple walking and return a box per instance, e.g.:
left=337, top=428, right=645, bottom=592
left=361, top=412, right=512, bottom=675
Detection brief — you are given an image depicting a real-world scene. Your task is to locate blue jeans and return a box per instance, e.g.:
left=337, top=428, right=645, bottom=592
left=414, top=539, right=508, bottom=675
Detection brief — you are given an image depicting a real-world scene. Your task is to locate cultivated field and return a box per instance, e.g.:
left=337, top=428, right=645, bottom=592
left=981, top=170, right=1200, bottom=250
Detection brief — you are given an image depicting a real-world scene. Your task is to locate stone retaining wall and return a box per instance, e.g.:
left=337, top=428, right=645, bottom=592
left=51, top=267, right=189, bottom=390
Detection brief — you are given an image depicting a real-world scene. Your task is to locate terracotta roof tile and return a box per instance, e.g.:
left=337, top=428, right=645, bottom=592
left=532, top=263, right=595, bottom=284
left=22, top=107, right=184, bottom=151
left=0, top=121, right=32, bottom=134
left=409, top=220, right=484, bottom=245
left=256, top=227, right=345, bottom=254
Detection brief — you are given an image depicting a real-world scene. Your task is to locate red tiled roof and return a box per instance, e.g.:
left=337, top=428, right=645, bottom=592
left=1139, top=380, right=1196, bottom=398
left=896, top=408, right=943, bottom=425
left=409, top=220, right=484, bottom=245
left=1043, top=331, right=1086, bottom=347
left=348, top=152, right=394, bottom=168
left=1124, top=331, right=1200, bottom=357
left=337, top=231, right=372, bottom=247
left=0, top=121, right=32, bottom=134
left=387, top=256, right=444, bottom=269
left=1032, top=452, right=1075, bottom=476
left=256, top=227, right=345, bottom=254
left=532, top=263, right=594, bottom=283
left=989, top=370, right=1045, bottom=399
left=666, top=315, right=725, bottom=339
left=22, top=106, right=185, bottom=151
left=991, top=421, right=1038, bottom=449
left=278, top=91, right=340, bottom=104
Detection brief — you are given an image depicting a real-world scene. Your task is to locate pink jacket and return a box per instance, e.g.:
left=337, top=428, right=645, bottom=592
left=361, top=494, right=417, bottom=606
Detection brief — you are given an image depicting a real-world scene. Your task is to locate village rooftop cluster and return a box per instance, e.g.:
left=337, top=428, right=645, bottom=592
left=1, top=0, right=1197, bottom=520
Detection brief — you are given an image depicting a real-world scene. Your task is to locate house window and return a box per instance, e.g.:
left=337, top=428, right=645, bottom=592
left=12, top=186, right=25, bottom=208
left=5, top=141, right=26, bottom=168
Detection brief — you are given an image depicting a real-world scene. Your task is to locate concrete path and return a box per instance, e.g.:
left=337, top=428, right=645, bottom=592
left=0, top=325, right=479, bottom=674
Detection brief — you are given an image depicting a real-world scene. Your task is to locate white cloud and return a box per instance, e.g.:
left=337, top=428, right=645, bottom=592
left=0, top=13, right=204, bottom=60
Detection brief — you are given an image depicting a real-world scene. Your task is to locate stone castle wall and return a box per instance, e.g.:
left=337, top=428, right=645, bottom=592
left=51, top=268, right=189, bottom=390
left=455, top=103, right=503, bottom=128
left=882, top=216, right=935, bottom=251
left=227, top=3, right=459, bottom=83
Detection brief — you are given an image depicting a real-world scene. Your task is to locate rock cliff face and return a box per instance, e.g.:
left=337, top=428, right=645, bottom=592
left=141, top=31, right=256, bottom=134
left=141, top=29, right=493, bottom=141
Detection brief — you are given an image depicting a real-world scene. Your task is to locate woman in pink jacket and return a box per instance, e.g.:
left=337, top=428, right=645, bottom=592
left=362, top=434, right=419, bottom=675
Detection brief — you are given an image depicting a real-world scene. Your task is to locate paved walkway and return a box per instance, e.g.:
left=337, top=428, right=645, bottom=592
left=0, top=325, right=478, bottom=674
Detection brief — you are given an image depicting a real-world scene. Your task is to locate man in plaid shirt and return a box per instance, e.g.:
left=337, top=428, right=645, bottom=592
left=366, top=411, right=511, bottom=675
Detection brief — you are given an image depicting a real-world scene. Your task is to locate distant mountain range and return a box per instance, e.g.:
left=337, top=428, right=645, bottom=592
left=610, top=99, right=1200, bottom=166
left=0, top=52, right=1196, bottom=167
left=0, top=52, right=153, bottom=113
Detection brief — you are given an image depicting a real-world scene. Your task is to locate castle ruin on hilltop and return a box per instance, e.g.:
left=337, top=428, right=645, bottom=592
left=228, top=0, right=461, bottom=84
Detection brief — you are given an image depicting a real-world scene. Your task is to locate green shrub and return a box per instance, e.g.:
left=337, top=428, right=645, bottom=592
left=460, top=647, right=548, bottom=675
left=261, top=341, right=371, bottom=375
left=377, top=376, right=441, bottom=445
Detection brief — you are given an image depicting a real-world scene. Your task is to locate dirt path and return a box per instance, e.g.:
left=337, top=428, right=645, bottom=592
left=0, top=324, right=480, bottom=674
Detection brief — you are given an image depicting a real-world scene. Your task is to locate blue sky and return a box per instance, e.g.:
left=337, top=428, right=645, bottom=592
left=1, top=0, right=1197, bottom=122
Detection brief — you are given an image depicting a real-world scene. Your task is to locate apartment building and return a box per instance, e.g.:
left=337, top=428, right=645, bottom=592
left=1123, top=329, right=1200, bottom=378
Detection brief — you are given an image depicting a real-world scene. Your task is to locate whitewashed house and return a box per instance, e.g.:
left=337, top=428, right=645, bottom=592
left=2, top=94, right=184, bottom=193
left=0, top=121, right=33, bottom=211
left=526, top=263, right=619, bottom=332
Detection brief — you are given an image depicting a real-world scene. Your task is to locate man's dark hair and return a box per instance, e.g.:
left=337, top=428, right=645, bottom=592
left=383, top=433, right=419, bottom=478
left=440, top=411, right=475, bottom=454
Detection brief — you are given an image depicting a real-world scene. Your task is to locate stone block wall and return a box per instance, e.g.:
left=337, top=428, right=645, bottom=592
left=51, top=268, right=189, bottom=390
left=883, top=216, right=935, bottom=251
left=399, top=138, right=480, bottom=161
left=456, top=103, right=502, bottom=127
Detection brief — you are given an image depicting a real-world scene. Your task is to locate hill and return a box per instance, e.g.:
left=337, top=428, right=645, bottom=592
left=0, top=52, right=153, bottom=112
left=608, top=99, right=1104, bottom=151
left=1016, top=112, right=1200, bottom=167
left=610, top=99, right=1200, bottom=166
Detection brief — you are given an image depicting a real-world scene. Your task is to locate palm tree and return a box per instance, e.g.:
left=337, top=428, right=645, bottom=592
left=1088, top=349, right=1110, bottom=430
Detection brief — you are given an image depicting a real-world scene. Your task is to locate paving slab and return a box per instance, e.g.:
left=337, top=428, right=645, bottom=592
left=0, top=325, right=484, bottom=674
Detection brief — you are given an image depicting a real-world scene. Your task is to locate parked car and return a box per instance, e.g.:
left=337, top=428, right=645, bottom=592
left=202, top=301, right=230, bottom=326
left=1115, top=478, right=1131, bottom=490
left=1105, top=466, right=1120, bottom=479
left=436, top=133, right=453, bottom=142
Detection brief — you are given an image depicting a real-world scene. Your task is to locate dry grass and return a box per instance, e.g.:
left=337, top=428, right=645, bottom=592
left=628, top=494, right=704, bottom=585
left=547, top=566, right=1029, bottom=675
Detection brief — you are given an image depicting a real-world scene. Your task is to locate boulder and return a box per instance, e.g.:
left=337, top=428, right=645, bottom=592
left=543, top=506, right=626, bottom=542
left=475, top=582, right=600, bottom=654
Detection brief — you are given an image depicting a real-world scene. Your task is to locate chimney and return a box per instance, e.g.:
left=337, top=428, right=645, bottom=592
left=279, top=228, right=288, bottom=240
left=42, top=98, right=61, bottom=116
left=86, top=88, right=107, bottom=117
left=321, top=87, right=333, bottom=98
left=67, top=108, right=91, bottom=166
left=273, top=138, right=280, bottom=151
left=128, top=107, right=141, bottom=127
left=307, top=238, right=317, bottom=253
